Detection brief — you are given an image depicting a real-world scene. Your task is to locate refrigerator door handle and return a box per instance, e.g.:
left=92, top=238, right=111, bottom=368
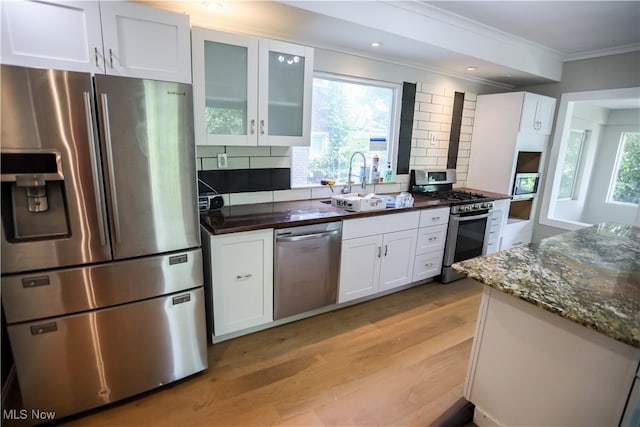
left=100, top=93, right=122, bottom=244
left=83, top=92, right=108, bottom=247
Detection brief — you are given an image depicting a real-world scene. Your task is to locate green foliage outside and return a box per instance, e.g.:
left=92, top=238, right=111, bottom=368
left=307, top=79, right=391, bottom=184
left=205, top=107, right=244, bottom=135
left=612, top=132, right=640, bottom=204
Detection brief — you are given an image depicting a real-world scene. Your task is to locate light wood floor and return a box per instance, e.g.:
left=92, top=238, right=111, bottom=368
left=27, top=279, right=483, bottom=426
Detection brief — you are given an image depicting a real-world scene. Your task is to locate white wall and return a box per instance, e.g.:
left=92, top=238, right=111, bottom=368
left=581, top=109, right=639, bottom=225
left=553, top=103, right=607, bottom=222
left=518, top=51, right=640, bottom=241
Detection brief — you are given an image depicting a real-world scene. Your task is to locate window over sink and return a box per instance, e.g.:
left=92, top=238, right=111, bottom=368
left=291, top=73, right=401, bottom=187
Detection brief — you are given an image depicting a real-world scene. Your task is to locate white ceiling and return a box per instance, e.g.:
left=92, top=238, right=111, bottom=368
left=146, top=1, right=640, bottom=87
left=424, top=1, right=640, bottom=59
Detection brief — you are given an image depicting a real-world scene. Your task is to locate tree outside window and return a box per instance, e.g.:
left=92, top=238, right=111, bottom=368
left=608, top=132, right=640, bottom=205
left=291, top=76, right=397, bottom=187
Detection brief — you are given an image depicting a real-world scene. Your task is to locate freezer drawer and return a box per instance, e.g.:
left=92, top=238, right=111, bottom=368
left=8, top=287, right=207, bottom=420
left=2, top=248, right=203, bottom=323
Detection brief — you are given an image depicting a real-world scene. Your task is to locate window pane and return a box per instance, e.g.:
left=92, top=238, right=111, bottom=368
left=204, top=40, right=248, bottom=135
left=268, top=50, right=305, bottom=136
left=292, top=77, right=394, bottom=187
left=610, top=132, right=640, bottom=205
left=558, top=130, right=584, bottom=199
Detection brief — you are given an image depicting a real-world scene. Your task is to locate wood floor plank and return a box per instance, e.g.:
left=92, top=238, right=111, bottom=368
left=38, top=278, right=484, bottom=426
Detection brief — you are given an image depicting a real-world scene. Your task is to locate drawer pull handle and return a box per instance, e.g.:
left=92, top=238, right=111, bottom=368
left=432, top=216, right=440, bottom=221
left=31, top=322, right=57, bottom=335
left=428, top=237, right=437, bottom=241
left=425, top=263, right=434, bottom=268
left=172, top=294, right=191, bottom=305
left=22, top=276, right=50, bottom=288
left=169, top=254, right=188, bottom=265
left=236, top=274, right=253, bottom=280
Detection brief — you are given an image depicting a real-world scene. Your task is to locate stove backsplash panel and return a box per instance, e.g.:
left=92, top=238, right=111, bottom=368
left=198, top=168, right=291, bottom=195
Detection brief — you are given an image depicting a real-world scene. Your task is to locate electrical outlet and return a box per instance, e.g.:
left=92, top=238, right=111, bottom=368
left=217, top=153, right=228, bottom=169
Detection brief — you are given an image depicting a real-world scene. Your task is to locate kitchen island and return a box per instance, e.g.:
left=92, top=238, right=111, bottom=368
left=453, top=222, right=640, bottom=427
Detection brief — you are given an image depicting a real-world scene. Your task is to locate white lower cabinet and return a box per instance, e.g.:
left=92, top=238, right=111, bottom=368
left=339, top=211, right=419, bottom=303
left=413, top=207, right=449, bottom=282
left=500, top=219, right=533, bottom=250
left=486, top=199, right=510, bottom=254
left=209, top=229, right=273, bottom=336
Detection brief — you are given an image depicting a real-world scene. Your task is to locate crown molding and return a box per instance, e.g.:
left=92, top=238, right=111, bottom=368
left=565, top=43, right=640, bottom=62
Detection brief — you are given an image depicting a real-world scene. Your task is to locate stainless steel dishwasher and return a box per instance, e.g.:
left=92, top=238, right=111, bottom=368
left=274, top=221, right=342, bottom=320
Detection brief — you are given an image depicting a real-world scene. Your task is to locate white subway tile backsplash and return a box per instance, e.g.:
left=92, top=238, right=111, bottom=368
left=250, top=156, right=291, bottom=169
left=374, top=183, right=402, bottom=194
left=415, top=92, right=432, bottom=103
left=430, top=113, right=452, bottom=124
left=412, top=129, right=430, bottom=140
left=273, top=188, right=312, bottom=202
left=310, top=186, right=336, bottom=199
left=463, top=100, right=476, bottom=110
left=419, top=102, right=443, bottom=114
left=395, top=174, right=410, bottom=183
left=201, top=157, right=218, bottom=170
left=420, top=83, right=445, bottom=96
left=270, top=146, right=291, bottom=156
left=460, top=125, right=474, bottom=134
left=196, top=145, right=226, bottom=157
left=412, top=147, right=427, bottom=157
left=226, top=146, right=271, bottom=157
left=230, top=191, right=274, bottom=205
left=413, top=111, right=430, bottom=122
left=227, top=157, right=251, bottom=169
left=432, top=95, right=454, bottom=107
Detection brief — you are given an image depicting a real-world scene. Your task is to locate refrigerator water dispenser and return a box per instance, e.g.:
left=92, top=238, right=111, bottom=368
left=1, top=151, right=70, bottom=241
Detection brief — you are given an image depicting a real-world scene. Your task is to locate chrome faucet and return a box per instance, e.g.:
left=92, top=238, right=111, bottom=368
left=342, top=151, right=367, bottom=194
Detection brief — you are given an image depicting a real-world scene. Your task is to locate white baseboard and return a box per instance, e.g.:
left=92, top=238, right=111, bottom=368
left=474, top=406, right=502, bottom=427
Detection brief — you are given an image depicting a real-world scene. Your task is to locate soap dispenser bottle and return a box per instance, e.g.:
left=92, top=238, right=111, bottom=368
left=383, top=162, right=393, bottom=182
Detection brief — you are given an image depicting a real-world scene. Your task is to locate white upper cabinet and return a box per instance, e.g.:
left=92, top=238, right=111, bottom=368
left=99, top=2, right=191, bottom=83
left=192, top=26, right=313, bottom=146
left=1, top=1, right=191, bottom=83
left=1, top=1, right=104, bottom=73
left=519, top=92, right=556, bottom=135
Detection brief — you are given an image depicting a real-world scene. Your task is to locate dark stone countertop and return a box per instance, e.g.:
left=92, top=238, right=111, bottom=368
left=200, top=188, right=511, bottom=235
left=453, top=222, right=640, bottom=348
left=200, top=194, right=451, bottom=235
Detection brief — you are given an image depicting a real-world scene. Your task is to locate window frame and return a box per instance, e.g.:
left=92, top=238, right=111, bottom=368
left=290, top=72, right=402, bottom=188
left=606, top=131, right=640, bottom=207
left=556, top=129, right=587, bottom=201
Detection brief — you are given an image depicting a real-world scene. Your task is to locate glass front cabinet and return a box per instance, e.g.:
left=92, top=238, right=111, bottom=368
left=192, top=27, right=313, bottom=146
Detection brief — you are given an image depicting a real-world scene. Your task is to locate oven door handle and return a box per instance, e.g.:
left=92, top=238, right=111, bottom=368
left=451, top=212, right=490, bottom=222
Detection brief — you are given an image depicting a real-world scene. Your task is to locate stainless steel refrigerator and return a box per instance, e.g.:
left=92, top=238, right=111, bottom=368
left=0, top=64, right=207, bottom=419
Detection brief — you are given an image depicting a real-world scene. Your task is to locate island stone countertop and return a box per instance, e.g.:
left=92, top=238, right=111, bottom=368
left=453, top=222, right=640, bottom=348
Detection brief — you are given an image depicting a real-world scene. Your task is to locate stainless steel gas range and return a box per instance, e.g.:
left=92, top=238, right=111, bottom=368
left=410, top=169, right=494, bottom=283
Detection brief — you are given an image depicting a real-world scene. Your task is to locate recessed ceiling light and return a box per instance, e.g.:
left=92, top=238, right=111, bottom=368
left=202, top=1, right=222, bottom=10
left=466, top=66, right=477, bottom=71
left=371, top=42, right=382, bottom=47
